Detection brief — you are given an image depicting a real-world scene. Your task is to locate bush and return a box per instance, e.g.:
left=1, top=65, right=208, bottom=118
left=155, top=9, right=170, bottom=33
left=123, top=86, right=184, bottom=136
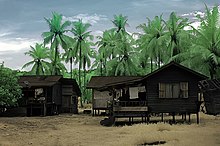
left=0, top=64, right=22, bottom=107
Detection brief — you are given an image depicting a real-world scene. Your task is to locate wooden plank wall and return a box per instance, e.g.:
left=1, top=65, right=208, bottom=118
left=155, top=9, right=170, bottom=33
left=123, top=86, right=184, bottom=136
left=145, top=66, right=201, bottom=114
left=204, top=90, right=220, bottom=115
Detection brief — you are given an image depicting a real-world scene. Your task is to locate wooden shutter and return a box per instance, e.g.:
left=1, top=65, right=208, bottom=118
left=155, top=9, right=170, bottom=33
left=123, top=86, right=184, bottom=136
left=180, top=82, right=188, bottom=98
left=173, top=83, right=180, bottom=98
left=159, top=83, right=166, bottom=98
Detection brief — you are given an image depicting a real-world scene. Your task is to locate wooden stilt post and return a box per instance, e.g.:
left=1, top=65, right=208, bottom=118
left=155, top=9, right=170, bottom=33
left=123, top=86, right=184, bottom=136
left=188, top=113, right=191, bottom=123
left=197, top=112, right=199, bottom=124
left=172, top=113, right=175, bottom=123
left=147, top=113, right=150, bottom=124
left=161, top=113, right=164, bottom=122
left=145, top=113, right=147, bottom=123
left=30, top=104, right=32, bottom=116
left=43, top=103, right=46, bottom=116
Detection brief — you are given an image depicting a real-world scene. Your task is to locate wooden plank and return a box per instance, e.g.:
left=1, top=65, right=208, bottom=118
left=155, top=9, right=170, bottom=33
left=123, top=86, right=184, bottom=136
left=113, top=106, right=148, bottom=112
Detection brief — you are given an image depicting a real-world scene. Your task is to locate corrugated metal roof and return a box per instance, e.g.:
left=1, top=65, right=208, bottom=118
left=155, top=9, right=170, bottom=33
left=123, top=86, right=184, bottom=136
left=143, top=61, right=208, bottom=80
left=19, top=75, right=62, bottom=87
left=86, top=76, right=142, bottom=89
left=87, top=61, right=208, bottom=90
left=19, top=75, right=81, bottom=96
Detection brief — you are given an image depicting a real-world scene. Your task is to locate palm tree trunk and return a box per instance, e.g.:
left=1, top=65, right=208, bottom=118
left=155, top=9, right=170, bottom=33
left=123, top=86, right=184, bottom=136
left=83, top=57, right=86, bottom=103
left=79, top=42, right=83, bottom=108
left=100, top=59, right=103, bottom=76
left=53, top=37, right=58, bottom=75
left=70, top=57, right=73, bottom=79
left=150, top=58, right=153, bottom=73
left=36, top=60, right=40, bottom=75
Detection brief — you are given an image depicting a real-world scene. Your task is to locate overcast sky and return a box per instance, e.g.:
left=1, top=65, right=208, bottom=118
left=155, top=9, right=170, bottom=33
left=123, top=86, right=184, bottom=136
left=0, top=0, right=219, bottom=70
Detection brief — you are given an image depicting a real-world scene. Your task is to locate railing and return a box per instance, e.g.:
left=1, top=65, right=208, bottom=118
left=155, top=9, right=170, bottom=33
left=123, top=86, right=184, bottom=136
left=113, top=100, right=147, bottom=107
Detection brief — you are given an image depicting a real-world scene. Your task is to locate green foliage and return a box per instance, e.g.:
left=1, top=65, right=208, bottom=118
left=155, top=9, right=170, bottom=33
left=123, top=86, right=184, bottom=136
left=137, top=15, right=167, bottom=72
left=186, top=5, right=220, bottom=79
left=71, top=19, right=94, bottom=107
left=21, top=5, right=220, bottom=107
left=22, top=43, right=50, bottom=75
left=0, top=65, right=22, bottom=107
left=42, top=12, right=72, bottom=75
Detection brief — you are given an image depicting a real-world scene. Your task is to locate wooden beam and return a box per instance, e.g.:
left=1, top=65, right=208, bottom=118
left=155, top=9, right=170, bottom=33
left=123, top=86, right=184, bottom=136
left=113, top=106, right=148, bottom=112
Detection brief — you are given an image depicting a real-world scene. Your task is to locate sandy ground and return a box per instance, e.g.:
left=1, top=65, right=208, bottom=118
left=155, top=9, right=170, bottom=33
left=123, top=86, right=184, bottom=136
left=0, top=112, right=220, bottom=146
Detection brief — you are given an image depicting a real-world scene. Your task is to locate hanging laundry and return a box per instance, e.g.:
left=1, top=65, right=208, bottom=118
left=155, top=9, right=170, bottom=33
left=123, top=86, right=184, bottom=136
left=129, top=87, right=139, bottom=99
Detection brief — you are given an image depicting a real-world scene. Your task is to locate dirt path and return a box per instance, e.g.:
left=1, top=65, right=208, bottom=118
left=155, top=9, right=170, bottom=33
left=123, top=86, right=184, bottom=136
left=0, top=113, right=220, bottom=146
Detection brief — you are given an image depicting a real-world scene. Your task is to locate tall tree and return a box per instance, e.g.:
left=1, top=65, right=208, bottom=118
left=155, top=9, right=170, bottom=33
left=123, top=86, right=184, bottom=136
left=42, top=12, right=72, bottom=75
left=22, top=43, right=50, bottom=75
left=112, top=14, right=128, bottom=33
left=107, top=14, right=140, bottom=76
left=164, top=12, right=190, bottom=59
left=47, top=51, right=67, bottom=75
left=137, top=15, right=167, bottom=72
left=62, top=47, right=75, bottom=78
left=94, top=30, right=116, bottom=75
left=189, top=5, right=220, bottom=79
left=71, top=19, right=93, bottom=107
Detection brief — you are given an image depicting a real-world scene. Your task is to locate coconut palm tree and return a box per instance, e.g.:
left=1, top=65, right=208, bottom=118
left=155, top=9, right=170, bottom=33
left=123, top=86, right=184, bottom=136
left=164, top=12, right=191, bottom=59
left=92, top=50, right=106, bottom=76
left=189, top=5, right=220, bottom=79
left=93, top=30, right=117, bottom=75
left=22, top=43, right=50, bottom=75
left=137, top=15, right=167, bottom=72
left=112, top=14, right=128, bottom=33
left=42, top=12, right=72, bottom=75
left=105, top=14, right=141, bottom=76
left=71, top=19, right=93, bottom=107
left=62, top=47, right=75, bottom=78
left=46, top=50, right=67, bottom=75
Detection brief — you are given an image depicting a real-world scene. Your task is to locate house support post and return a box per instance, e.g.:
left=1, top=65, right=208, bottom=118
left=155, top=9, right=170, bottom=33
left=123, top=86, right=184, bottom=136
left=172, top=113, right=175, bottom=123
left=196, top=112, right=199, bottom=124
left=147, top=112, right=150, bottom=124
left=43, top=103, right=46, bottom=116
left=188, top=113, right=191, bottom=123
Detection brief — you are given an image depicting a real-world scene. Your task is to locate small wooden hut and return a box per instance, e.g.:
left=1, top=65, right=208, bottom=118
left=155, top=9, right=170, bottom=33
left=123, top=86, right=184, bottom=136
left=19, top=75, right=81, bottom=116
left=141, top=61, right=207, bottom=123
left=87, top=76, right=142, bottom=116
left=199, top=79, right=220, bottom=115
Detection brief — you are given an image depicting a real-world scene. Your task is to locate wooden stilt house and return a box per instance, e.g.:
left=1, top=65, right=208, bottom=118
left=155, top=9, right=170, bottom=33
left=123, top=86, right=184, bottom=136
left=140, top=61, right=207, bottom=123
left=19, top=75, right=81, bottom=116
left=87, top=76, right=142, bottom=116
left=90, top=62, right=207, bottom=125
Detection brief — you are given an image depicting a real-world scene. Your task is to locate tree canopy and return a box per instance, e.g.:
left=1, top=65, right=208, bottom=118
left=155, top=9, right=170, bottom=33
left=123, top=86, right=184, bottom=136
left=0, top=64, right=22, bottom=107
left=18, top=5, right=220, bottom=104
